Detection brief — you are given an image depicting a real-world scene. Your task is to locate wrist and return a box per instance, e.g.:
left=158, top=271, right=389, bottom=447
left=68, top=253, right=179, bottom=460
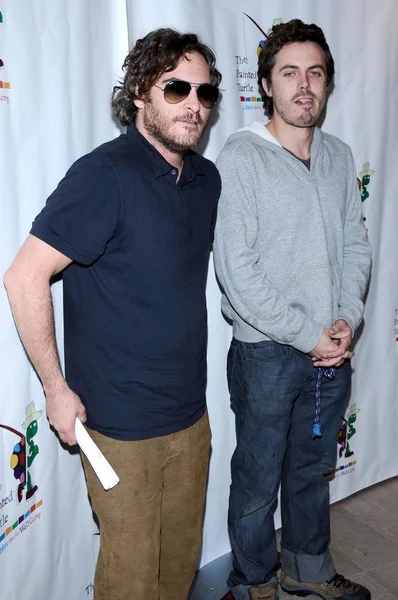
left=43, top=377, right=69, bottom=398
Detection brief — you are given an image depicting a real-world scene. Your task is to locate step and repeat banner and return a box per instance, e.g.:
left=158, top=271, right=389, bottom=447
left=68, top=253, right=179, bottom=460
left=1, top=1, right=397, bottom=598
left=0, top=2, right=128, bottom=599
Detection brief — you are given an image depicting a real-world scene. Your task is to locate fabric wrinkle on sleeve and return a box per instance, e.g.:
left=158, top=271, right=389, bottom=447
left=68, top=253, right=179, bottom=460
left=30, top=153, right=122, bottom=265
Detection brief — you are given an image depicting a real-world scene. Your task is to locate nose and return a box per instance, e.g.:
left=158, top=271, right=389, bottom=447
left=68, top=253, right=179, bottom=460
left=183, top=87, right=201, bottom=113
left=298, top=72, right=310, bottom=90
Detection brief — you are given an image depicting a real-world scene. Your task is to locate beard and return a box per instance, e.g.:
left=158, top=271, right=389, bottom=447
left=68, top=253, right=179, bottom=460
left=143, top=100, right=208, bottom=155
left=273, top=90, right=326, bottom=128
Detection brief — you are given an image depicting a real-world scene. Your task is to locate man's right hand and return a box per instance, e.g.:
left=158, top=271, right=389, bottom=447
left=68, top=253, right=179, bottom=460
left=309, top=328, right=347, bottom=367
left=4, top=235, right=80, bottom=444
left=46, top=385, right=87, bottom=446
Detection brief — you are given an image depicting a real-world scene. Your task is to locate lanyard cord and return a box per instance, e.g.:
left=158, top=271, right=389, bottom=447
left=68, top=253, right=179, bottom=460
left=313, top=367, right=335, bottom=437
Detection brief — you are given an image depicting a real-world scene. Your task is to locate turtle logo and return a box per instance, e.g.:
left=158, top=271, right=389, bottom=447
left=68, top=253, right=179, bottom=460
left=356, top=162, right=374, bottom=229
left=357, top=162, right=374, bottom=203
left=0, top=402, right=43, bottom=503
left=338, top=403, right=360, bottom=459
left=324, top=403, right=361, bottom=478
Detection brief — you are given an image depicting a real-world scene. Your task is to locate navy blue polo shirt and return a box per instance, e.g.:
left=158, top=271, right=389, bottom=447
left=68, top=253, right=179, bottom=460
left=31, top=123, right=221, bottom=440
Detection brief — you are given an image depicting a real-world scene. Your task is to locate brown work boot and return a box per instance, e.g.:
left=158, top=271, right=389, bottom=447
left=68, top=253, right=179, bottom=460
left=280, top=571, right=371, bottom=599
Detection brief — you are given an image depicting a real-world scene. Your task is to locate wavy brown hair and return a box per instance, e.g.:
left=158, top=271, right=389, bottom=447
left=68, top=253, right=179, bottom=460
left=112, top=28, right=222, bottom=126
left=258, top=19, right=335, bottom=117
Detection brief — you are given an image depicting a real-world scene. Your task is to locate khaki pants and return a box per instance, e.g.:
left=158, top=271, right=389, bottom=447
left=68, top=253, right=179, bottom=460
left=81, top=412, right=211, bottom=600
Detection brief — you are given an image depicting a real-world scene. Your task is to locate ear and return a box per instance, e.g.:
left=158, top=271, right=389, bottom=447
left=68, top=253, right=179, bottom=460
left=262, top=77, right=272, bottom=98
left=133, top=85, right=145, bottom=110
left=134, top=97, right=145, bottom=109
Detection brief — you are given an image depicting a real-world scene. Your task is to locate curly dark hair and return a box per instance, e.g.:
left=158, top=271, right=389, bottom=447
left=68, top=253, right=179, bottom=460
left=111, top=28, right=222, bottom=126
left=258, top=19, right=335, bottom=117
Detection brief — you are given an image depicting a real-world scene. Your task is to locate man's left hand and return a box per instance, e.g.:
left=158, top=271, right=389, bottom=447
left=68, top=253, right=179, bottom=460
left=312, top=319, right=353, bottom=367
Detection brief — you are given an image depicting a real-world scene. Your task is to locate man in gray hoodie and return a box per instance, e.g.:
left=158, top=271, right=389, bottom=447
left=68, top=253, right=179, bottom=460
left=214, top=19, right=371, bottom=600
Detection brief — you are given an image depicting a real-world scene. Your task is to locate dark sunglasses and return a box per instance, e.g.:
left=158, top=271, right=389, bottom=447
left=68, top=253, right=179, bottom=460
left=154, top=79, right=219, bottom=109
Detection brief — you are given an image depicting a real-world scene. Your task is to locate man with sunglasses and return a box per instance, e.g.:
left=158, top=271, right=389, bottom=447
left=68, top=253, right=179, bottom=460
left=4, top=28, right=221, bottom=600
left=214, top=19, right=371, bottom=600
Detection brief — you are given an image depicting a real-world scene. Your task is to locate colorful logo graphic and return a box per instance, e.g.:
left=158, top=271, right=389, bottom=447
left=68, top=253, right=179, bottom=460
left=0, top=10, right=11, bottom=102
left=0, top=52, right=11, bottom=91
left=0, top=54, right=11, bottom=89
left=325, top=403, right=360, bottom=478
left=1, top=402, right=43, bottom=503
left=236, top=15, right=282, bottom=111
left=0, top=498, right=43, bottom=554
left=0, top=403, right=44, bottom=556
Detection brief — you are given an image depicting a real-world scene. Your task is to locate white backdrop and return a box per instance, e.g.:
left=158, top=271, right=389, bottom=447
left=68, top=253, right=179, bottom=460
left=1, top=1, right=398, bottom=598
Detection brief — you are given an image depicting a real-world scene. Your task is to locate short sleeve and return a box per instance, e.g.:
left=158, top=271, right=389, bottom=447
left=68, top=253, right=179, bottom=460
left=30, top=153, right=121, bottom=265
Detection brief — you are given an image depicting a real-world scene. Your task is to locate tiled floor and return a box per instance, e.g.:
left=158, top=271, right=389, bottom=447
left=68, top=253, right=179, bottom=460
left=189, top=477, right=398, bottom=600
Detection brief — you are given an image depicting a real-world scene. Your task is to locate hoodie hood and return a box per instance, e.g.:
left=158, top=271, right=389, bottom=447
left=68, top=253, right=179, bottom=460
left=224, top=118, right=323, bottom=180
left=225, top=119, right=281, bottom=148
left=237, top=119, right=281, bottom=146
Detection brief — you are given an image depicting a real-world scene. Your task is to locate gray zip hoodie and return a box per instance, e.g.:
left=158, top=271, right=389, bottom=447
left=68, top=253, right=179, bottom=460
left=213, top=120, right=372, bottom=353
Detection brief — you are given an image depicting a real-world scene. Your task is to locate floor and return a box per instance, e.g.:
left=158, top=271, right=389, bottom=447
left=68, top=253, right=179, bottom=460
left=189, top=477, right=398, bottom=600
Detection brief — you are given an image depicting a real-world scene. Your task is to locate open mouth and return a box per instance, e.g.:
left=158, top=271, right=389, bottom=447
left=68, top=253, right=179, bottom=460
left=295, top=97, right=314, bottom=107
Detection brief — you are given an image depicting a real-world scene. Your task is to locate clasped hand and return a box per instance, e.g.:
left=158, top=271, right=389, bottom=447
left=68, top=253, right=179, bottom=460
left=310, top=319, right=353, bottom=368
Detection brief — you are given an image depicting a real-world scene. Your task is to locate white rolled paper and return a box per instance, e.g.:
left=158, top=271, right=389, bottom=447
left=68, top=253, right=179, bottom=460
left=75, top=418, right=120, bottom=491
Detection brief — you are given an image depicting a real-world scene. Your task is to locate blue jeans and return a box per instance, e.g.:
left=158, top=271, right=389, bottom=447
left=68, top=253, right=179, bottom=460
left=227, top=339, right=351, bottom=598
